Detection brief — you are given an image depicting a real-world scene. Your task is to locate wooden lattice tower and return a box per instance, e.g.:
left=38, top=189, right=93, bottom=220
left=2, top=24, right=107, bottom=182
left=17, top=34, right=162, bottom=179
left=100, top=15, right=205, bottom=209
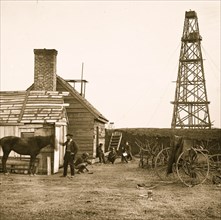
left=171, top=11, right=212, bottom=129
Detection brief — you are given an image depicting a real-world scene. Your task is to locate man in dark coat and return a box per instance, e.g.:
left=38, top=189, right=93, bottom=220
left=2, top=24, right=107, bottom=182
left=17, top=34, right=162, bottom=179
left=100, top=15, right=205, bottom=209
left=96, top=143, right=106, bottom=163
left=61, top=134, right=79, bottom=177
left=125, top=142, right=133, bottom=161
left=121, top=144, right=128, bottom=163
left=107, top=147, right=117, bottom=164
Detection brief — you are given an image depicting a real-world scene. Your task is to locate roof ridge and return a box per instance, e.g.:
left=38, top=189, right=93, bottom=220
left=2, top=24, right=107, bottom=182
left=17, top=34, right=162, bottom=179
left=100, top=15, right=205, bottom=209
left=56, top=75, right=108, bottom=122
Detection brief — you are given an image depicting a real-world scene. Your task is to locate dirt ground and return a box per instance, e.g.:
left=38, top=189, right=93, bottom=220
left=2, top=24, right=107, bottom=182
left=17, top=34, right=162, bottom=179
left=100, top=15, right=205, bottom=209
left=0, top=157, right=221, bottom=220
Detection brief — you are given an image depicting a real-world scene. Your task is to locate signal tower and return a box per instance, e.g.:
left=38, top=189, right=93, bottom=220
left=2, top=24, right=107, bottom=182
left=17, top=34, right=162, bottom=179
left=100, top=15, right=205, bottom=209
left=171, top=11, right=212, bottom=129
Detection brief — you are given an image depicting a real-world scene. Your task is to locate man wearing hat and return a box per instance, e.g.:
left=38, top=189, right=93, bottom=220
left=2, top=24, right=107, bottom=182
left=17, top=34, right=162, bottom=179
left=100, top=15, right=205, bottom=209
left=61, top=133, right=79, bottom=177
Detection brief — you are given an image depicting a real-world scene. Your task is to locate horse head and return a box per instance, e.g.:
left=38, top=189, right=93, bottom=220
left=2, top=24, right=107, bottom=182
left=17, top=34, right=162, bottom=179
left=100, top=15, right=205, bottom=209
left=34, top=135, right=55, bottom=150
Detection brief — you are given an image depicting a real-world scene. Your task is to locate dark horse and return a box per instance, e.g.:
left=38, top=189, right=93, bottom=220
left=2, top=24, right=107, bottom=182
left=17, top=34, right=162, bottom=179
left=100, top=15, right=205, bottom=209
left=0, top=135, right=54, bottom=175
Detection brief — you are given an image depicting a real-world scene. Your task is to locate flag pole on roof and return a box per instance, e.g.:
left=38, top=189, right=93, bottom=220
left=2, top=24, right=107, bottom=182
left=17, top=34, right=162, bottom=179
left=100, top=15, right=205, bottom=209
left=81, top=62, right=84, bottom=97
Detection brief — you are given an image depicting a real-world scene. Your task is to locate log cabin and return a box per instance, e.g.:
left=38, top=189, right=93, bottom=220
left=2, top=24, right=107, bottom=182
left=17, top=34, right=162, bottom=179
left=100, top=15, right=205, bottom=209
left=30, top=49, right=108, bottom=158
left=0, top=49, right=108, bottom=174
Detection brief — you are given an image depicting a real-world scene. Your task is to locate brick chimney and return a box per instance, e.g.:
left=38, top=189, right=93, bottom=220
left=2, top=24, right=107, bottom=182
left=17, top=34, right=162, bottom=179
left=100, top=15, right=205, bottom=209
left=34, top=49, right=57, bottom=91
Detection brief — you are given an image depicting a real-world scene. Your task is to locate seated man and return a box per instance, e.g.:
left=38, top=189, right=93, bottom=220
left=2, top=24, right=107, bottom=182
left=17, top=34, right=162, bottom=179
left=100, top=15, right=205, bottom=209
left=75, top=152, right=92, bottom=174
left=121, top=144, right=128, bottom=163
left=107, top=147, right=117, bottom=164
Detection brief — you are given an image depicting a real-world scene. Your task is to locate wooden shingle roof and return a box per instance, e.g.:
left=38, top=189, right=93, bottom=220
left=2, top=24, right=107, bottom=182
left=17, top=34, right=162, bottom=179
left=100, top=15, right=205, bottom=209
left=57, top=75, right=108, bottom=123
left=0, top=91, right=69, bottom=125
left=27, top=75, right=108, bottom=123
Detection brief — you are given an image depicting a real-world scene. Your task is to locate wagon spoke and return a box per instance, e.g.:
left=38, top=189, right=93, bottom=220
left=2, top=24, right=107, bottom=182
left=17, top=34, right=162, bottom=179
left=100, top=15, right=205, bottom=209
left=208, top=154, right=221, bottom=182
left=155, top=147, right=176, bottom=181
left=176, top=148, right=209, bottom=187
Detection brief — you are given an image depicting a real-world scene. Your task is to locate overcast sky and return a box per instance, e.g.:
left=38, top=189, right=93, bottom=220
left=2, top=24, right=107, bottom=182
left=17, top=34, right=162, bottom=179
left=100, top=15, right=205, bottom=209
left=1, top=0, right=220, bottom=128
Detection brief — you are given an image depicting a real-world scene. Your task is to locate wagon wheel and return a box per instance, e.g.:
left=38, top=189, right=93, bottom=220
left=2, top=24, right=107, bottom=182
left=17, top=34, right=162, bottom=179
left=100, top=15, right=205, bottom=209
left=208, top=154, right=221, bottom=182
left=155, top=147, right=175, bottom=181
left=176, top=148, right=209, bottom=187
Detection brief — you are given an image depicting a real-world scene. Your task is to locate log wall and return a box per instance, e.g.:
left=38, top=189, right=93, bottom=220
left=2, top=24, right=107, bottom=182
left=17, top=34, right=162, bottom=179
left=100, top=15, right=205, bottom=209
left=57, top=82, right=106, bottom=158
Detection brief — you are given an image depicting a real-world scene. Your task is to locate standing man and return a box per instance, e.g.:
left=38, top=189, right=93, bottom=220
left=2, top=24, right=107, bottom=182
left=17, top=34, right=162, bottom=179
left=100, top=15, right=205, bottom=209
left=61, top=134, right=79, bottom=178
left=125, top=142, right=133, bottom=161
left=96, top=143, right=106, bottom=163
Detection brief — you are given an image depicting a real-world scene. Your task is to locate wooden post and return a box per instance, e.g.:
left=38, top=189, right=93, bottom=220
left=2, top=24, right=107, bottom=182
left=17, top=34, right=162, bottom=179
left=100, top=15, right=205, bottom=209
left=47, top=156, right=51, bottom=175
left=80, top=62, right=84, bottom=96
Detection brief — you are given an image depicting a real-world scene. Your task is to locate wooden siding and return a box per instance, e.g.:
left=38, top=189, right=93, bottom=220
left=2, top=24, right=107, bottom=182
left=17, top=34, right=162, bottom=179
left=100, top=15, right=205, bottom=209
left=27, top=76, right=108, bottom=160
left=67, top=113, right=94, bottom=156
left=0, top=124, right=65, bottom=174
left=93, top=121, right=106, bottom=157
left=0, top=124, right=41, bottom=157
left=57, top=76, right=108, bottom=123
left=57, top=82, right=97, bottom=156
left=0, top=90, right=70, bottom=173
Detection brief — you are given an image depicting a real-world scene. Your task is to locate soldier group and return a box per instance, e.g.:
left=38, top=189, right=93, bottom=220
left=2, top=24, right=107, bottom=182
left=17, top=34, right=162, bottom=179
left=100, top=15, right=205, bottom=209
left=60, top=133, right=133, bottom=177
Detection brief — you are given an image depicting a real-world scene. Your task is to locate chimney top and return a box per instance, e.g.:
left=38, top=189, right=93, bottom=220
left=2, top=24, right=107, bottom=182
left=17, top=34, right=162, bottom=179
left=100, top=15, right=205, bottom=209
left=34, top=49, right=58, bottom=55
left=34, top=48, right=57, bottom=91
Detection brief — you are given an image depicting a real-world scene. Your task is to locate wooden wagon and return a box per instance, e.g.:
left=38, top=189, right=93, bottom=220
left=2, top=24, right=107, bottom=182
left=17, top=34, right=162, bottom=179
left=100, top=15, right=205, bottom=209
left=154, top=136, right=221, bottom=187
